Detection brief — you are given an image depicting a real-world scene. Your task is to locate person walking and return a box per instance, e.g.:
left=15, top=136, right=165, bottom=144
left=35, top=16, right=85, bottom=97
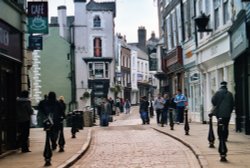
left=100, top=97, right=111, bottom=126
left=139, top=96, right=150, bottom=124
left=174, top=89, right=187, bottom=124
left=210, top=81, right=234, bottom=141
left=16, top=90, right=33, bottom=153
left=154, top=94, right=164, bottom=125
left=149, top=97, right=154, bottom=117
left=162, top=93, right=170, bottom=127
left=124, top=99, right=131, bottom=114
left=43, top=91, right=64, bottom=151
left=37, top=94, right=48, bottom=128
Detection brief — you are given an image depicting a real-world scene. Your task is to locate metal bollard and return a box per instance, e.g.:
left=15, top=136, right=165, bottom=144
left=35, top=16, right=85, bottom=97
left=218, top=118, right=228, bottom=162
left=71, top=111, right=78, bottom=138
left=169, top=108, right=174, bottom=130
left=208, top=115, right=215, bottom=148
left=184, top=108, right=190, bottom=135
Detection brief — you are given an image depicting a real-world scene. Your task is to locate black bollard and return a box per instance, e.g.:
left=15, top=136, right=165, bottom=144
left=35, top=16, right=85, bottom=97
left=43, top=131, right=52, bottom=166
left=218, top=118, right=228, bottom=162
left=58, top=120, right=65, bottom=152
left=184, top=109, right=190, bottom=135
left=71, top=112, right=77, bottom=138
left=169, top=108, right=174, bottom=130
left=208, top=115, right=215, bottom=148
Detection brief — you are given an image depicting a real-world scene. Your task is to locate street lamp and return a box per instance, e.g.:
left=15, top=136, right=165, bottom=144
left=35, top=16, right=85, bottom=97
left=194, top=12, right=213, bottom=32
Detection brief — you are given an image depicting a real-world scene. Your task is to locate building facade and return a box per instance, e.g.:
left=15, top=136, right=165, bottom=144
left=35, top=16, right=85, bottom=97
left=73, top=0, right=116, bottom=109
left=0, top=0, right=28, bottom=154
left=157, top=0, right=185, bottom=98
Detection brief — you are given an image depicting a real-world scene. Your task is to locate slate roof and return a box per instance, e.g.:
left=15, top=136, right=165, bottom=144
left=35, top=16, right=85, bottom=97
left=86, top=0, right=116, bottom=17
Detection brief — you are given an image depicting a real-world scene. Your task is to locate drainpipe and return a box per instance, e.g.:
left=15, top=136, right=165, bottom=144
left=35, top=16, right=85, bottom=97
left=68, top=24, right=77, bottom=111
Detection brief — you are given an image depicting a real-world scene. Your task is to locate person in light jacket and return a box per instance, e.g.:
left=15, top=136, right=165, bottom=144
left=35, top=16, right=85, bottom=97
left=174, top=89, right=187, bottom=124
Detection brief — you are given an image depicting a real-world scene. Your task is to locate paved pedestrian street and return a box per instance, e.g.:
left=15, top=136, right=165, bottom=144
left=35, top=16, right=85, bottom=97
left=73, top=109, right=200, bottom=168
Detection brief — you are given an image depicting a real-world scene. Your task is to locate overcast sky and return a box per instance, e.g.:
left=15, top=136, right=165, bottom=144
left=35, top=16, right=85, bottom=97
left=47, top=0, right=159, bottom=43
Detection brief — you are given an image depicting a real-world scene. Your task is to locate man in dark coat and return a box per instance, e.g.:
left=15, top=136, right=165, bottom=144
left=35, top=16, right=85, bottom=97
left=16, top=90, right=33, bottom=153
left=211, top=81, right=234, bottom=141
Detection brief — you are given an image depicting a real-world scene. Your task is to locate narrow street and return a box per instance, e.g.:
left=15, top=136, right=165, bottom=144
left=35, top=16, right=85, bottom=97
left=72, top=107, right=200, bottom=168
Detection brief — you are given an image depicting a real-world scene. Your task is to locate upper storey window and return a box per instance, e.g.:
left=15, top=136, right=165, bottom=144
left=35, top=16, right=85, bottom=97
left=93, top=37, right=102, bottom=57
left=93, top=15, right=101, bottom=28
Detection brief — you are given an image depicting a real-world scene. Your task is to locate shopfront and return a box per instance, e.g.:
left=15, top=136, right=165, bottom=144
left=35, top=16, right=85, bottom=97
left=229, top=10, right=250, bottom=135
left=0, top=19, right=22, bottom=153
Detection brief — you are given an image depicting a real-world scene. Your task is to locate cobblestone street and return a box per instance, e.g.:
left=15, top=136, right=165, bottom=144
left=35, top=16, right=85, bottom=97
left=73, top=108, right=200, bottom=168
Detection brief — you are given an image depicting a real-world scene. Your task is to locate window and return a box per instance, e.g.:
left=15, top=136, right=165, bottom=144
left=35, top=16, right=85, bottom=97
left=93, top=15, right=101, bottom=27
left=88, top=62, right=109, bottom=79
left=93, top=37, right=102, bottom=57
left=214, top=0, right=220, bottom=30
left=172, top=11, right=177, bottom=46
left=223, top=0, right=229, bottom=24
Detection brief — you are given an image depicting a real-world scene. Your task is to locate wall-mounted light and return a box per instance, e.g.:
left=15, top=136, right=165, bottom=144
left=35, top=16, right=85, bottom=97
left=194, top=12, right=213, bottom=32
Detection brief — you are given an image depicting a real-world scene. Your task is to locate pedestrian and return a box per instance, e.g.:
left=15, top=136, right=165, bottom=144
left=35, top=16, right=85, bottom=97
left=210, top=81, right=234, bottom=141
left=100, top=97, right=111, bottom=126
left=169, top=94, right=177, bottom=122
left=43, top=91, right=65, bottom=151
left=115, top=97, right=121, bottom=115
left=139, top=96, right=150, bottom=124
left=154, top=94, right=164, bottom=124
left=162, top=93, right=170, bottom=127
left=108, top=97, right=115, bottom=115
left=124, top=99, right=131, bottom=114
left=37, top=94, right=48, bottom=128
left=174, top=89, right=187, bottom=124
left=16, top=90, right=33, bottom=153
left=120, top=97, right=124, bottom=113
left=149, top=97, right=154, bottom=117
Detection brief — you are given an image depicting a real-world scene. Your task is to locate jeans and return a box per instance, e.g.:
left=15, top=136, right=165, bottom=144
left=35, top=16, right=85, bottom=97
left=176, top=106, right=185, bottom=123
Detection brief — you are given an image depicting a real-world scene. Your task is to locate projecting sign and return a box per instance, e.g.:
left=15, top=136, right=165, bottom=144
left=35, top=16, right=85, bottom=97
left=29, top=35, right=43, bottom=50
left=27, top=2, right=48, bottom=34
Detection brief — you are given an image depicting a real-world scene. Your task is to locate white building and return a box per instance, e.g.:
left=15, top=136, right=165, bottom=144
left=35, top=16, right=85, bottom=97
left=73, top=0, right=116, bottom=109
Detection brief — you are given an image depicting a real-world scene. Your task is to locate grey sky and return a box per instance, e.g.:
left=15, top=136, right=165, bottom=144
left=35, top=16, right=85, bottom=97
left=48, top=0, right=159, bottom=42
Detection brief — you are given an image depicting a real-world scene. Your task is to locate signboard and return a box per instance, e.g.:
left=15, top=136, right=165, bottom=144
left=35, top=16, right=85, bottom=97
left=0, top=20, right=22, bottom=61
left=29, top=35, right=43, bottom=50
left=28, top=2, right=48, bottom=34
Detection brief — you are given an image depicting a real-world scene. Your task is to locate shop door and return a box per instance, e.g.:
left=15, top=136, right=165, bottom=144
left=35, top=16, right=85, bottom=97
left=0, top=65, right=16, bottom=153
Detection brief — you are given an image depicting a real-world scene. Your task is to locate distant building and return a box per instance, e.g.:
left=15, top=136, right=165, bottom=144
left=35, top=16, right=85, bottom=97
left=73, top=0, right=116, bottom=109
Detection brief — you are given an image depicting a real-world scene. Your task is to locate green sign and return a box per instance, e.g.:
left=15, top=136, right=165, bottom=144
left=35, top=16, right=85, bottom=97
left=28, top=2, right=48, bottom=34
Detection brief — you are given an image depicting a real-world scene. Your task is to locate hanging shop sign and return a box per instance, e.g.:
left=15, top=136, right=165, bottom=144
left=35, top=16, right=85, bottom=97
left=27, top=2, right=48, bottom=34
left=28, top=35, right=43, bottom=50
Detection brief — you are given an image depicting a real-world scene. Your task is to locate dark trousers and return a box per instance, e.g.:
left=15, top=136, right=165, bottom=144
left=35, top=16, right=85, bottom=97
left=217, top=117, right=230, bottom=141
left=18, top=121, right=30, bottom=152
left=176, top=106, right=185, bottom=123
left=161, top=109, right=168, bottom=125
left=48, top=123, right=61, bottom=149
left=156, top=109, right=163, bottom=124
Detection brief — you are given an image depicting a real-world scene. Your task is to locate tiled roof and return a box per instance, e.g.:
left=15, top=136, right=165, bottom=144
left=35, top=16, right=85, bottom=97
left=87, top=0, right=116, bottom=17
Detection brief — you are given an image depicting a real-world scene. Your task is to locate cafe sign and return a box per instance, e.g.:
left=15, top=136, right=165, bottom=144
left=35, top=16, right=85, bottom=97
left=28, top=2, right=48, bottom=34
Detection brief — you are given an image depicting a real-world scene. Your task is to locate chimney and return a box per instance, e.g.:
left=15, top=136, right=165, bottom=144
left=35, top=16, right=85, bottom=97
left=138, top=26, right=146, bottom=49
left=57, top=5, right=67, bottom=38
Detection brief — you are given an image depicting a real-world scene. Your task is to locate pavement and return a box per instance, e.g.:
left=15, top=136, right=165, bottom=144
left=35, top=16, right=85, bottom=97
left=0, top=106, right=250, bottom=168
